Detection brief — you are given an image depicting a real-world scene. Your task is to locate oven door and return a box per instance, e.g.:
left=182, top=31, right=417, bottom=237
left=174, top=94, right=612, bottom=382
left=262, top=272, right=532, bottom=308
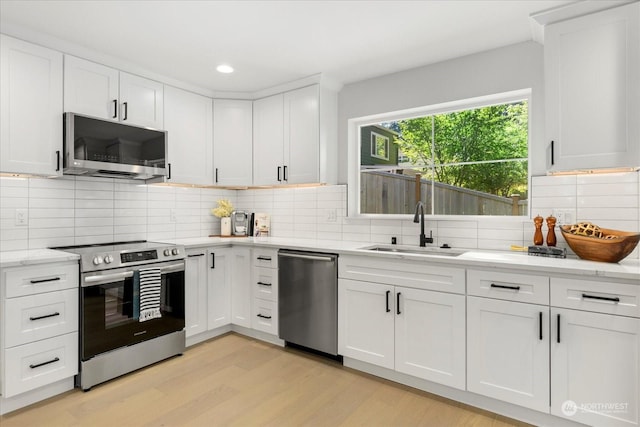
left=80, top=261, right=185, bottom=361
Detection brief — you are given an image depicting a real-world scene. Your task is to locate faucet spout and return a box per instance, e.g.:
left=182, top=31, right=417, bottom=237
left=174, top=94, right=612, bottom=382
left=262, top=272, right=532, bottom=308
left=413, top=201, right=433, bottom=247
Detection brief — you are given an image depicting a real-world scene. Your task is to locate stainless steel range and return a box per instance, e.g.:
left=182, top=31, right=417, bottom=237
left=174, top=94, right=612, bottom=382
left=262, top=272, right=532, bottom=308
left=51, top=240, right=186, bottom=391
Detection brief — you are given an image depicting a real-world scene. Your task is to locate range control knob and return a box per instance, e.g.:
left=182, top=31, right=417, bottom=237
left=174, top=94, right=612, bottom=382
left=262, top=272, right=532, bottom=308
left=163, top=249, right=171, bottom=257
left=104, top=255, right=114, bottom=264
left=93, top=256, right=103, bottom=265
left=171, top=248, right=179, bottom=256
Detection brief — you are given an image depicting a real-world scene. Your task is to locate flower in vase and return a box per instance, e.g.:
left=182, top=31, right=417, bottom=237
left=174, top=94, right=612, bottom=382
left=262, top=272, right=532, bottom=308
left=211, top=199, right=234, bottom=218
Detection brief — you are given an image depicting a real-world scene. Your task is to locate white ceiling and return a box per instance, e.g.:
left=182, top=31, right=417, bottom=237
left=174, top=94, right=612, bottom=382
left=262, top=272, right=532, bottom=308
left=0, top=0, right=577, bottom=94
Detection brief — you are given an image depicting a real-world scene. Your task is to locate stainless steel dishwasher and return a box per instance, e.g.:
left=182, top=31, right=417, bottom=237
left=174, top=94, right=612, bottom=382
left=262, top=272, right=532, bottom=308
left=278, top=249, right=338, bottom=355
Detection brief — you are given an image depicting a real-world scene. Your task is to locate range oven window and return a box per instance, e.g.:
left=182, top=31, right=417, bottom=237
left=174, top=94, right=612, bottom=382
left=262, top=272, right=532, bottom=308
left=81, top=263, right=185, bottom=360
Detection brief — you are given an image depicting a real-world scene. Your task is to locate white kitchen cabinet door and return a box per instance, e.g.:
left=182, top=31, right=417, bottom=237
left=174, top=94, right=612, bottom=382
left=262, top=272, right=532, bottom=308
left=253, top=93, right=284, bottom=186
left=119, top=71, right=164, bottom=129
left=395, top=287, right=466, bottom=390
left=338, top=279, right=394, bottom=369
left=467, top=296, right=550, bottom=413
left=164, top=86, right=213, bottom=185
left=213, top=99, right=253, bottom=186
left=64, top=55, right=119, bottom=120
left=551, top=308, right=639, bottom=427
left=283, top=84, right=319, bottom=184
left=1, top=35, right=63, bottom=176
left=231, top=247, right=252, bottom=327
left=545, top=2, right=640, bottom=171
left=184, top=249, right=208, bottom=338
left=207, top=247, right=231, bottom=330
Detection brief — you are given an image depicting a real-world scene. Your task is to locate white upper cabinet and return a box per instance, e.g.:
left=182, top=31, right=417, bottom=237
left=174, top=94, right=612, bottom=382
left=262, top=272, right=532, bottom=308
left=253, top=84, right=321, bottom=185
left=1, top=35, right=63, bottom=176
left=213, top=99, right=253, bottom=186
left=164, top=86, right=213, bottom=185
left=545, top=2, right=640, bottom=171
left=64, top=55, right=164, bottom=129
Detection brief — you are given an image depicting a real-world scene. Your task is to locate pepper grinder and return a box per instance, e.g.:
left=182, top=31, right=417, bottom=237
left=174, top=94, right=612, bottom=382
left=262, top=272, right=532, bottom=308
left=546, top=215, right=557, bottom=247
left=533, top=215, right=544, bottom=246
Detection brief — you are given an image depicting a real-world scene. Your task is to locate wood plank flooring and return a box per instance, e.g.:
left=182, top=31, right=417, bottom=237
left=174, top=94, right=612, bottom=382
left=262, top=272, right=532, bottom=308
left=0, top=333, right=533, bottom=427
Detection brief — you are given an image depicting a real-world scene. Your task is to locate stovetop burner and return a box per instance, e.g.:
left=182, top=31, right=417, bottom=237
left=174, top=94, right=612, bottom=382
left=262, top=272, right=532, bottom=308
left=50, top=240, right=185, bottom=272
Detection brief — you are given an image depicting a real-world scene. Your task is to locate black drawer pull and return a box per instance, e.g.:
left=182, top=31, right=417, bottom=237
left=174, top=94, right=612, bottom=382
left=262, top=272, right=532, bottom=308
left=211, top=253, right=215, bottom=269
left=582, top=293, right=620, bottom=303
left=112, top=99, right=118, bottom=119
left=257, top=281, right=272, bottom=287
left=30, top=357, right=60, bottom=369
left=490, top=283, right=521, bottom=291
left=257, top=256, right=271, bottom=261
left=386, top=290, right=391, bottom=313
left=187, top=253, right=205, bottom=257
left=257, top=314, right=272, bottom=319
left=550, top=140, right=555, bottom=166
left=396, top=292, right=402, bottom=315
left=557, top=313, right=561, bottom=344
left=30, top=312, right=60, bottom=321
left=30, top=277, right=61, bottom=284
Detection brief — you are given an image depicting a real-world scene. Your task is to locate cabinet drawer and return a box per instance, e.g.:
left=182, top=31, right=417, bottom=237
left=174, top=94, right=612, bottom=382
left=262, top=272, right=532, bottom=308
left=4, top=262, right=79, bottom=298
left=2, top=332, right=78, bottom=398
left=4, top=288, right=79, bottom=348
left=551, top=277, right=640, bottom=317
left=339, top=255, right=465, bottom=294
left=253, top=248, right=278, bottom=269
left=252, top=266, right=278, bottom=301
left=252, top=298, right=278, bottom=335
left=467, top=269, right=549, bottom=305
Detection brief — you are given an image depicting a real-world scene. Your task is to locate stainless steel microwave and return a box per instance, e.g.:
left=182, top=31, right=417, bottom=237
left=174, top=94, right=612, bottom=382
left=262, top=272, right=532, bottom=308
left=63, top=113, right=168, bottom=180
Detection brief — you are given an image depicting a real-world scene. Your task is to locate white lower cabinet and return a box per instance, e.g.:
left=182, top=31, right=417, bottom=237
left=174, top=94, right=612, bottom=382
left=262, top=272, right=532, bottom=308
left=466, top=296, right=550, bottom=412
left=184, top=249, right=208, bottom=337
left=251, top=248, right=279, bottom=335
left=207, top=247, right=231, bottom=330
left=339, top=278, right=466, bottom=390
left=230, top=247, right=252, bottom=327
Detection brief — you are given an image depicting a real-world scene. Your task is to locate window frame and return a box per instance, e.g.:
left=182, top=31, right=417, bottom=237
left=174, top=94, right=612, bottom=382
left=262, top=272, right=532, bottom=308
left=370, top=131, right=390, bottom=160
left=347, top=89, right=532, bottom=219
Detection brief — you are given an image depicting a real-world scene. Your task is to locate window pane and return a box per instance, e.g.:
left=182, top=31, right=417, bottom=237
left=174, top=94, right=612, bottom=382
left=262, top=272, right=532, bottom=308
left=359, top=99, right=528, bottom=216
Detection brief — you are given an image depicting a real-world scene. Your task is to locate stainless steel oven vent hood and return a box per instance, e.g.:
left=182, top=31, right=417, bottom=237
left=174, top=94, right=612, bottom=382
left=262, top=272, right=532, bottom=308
left=63, top=113, right=168, bottom=181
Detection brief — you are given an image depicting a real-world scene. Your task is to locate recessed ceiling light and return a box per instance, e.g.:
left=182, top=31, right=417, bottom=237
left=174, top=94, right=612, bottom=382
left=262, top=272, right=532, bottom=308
left=216, top=64, right=234, bottom=74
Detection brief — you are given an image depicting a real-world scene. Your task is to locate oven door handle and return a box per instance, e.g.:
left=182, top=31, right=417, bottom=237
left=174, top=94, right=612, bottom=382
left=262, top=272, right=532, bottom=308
left=159, top=263, right=185, bottom=274
left=83, top=271, right=134, bottom=286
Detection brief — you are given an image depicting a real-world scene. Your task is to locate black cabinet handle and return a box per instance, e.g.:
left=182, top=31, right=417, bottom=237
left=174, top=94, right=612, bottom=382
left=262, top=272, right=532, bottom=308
left=215, top=168, right=219, bottom=183
left=490, top=283, right=521, bottom=291
left=283, top=165, right=288, bottom=181
left=257, top=314, right=272, bottom=319
left=277, top=166, right=282, bottom=182
left=257, top=256, right=271, bottom=261
left=30, top=277, right=61, bottom=284
left=30, top=357, right=60, bottom=369
left=56, top=150, right=61, bottom=171
left=30, top=312, right=60, bottom=321
left=167, top=163, right=172, bottom=180
left=112, top=99, right=118, bottom=119
left=557, top=313, right=561, bottom=343
left=539, top=312, right=543, bottom=340
left=396, top=292, right=402, bottom=315
left=385, top=290, right=391, bottom=313
left=550, top=140, right=555, bottom=166
left=187, top=253, right=205, bottom=257
left=122, top=102, right=128, bottom=120
left=257, top=281, right=272, bottom=287
left=211, top=253, right=215, bottom=269
left=582, top=293, right=620, bottom=303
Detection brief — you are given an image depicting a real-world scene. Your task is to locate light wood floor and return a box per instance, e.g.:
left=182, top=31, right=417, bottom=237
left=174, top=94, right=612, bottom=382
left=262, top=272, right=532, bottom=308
left=1, top=333, right=533, bottom=427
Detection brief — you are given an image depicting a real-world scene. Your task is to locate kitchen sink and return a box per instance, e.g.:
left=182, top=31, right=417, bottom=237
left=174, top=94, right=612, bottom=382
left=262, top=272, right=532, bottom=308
left=360, top=244, right=465, bottom=257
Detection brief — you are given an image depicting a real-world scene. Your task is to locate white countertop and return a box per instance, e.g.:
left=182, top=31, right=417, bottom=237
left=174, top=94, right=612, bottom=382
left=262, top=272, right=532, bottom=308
left=163, top=236, right=640, bottom=282
left=0, top=248, right=80, bottom=268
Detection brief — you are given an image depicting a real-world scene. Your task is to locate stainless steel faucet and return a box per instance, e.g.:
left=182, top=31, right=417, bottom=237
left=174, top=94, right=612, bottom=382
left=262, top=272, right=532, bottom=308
left=413, top=201, right=433, bottom=247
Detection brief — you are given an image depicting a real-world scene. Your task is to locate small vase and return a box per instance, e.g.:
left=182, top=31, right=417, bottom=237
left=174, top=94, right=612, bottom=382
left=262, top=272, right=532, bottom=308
left=220, top=217, right=231, bottom=236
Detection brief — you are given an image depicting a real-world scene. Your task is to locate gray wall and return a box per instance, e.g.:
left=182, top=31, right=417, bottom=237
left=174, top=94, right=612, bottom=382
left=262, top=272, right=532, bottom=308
left=337, top=41, right=545, bottom=183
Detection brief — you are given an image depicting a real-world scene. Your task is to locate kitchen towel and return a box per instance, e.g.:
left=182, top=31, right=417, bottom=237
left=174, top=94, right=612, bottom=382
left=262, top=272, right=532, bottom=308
left=137, top=267, right=162, bottom=322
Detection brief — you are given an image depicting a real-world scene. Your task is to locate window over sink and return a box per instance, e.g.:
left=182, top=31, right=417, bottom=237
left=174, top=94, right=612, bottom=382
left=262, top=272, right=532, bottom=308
left=349, top=90, right=530, bottom=217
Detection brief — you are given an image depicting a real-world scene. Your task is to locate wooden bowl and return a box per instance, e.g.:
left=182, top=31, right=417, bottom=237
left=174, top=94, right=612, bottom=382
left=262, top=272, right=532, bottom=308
left=560, top=225, right=640, bottom=263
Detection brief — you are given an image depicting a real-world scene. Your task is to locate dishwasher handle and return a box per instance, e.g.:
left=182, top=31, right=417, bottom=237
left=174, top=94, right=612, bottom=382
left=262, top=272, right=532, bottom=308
left=278, top=252, right=336, bottom=262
